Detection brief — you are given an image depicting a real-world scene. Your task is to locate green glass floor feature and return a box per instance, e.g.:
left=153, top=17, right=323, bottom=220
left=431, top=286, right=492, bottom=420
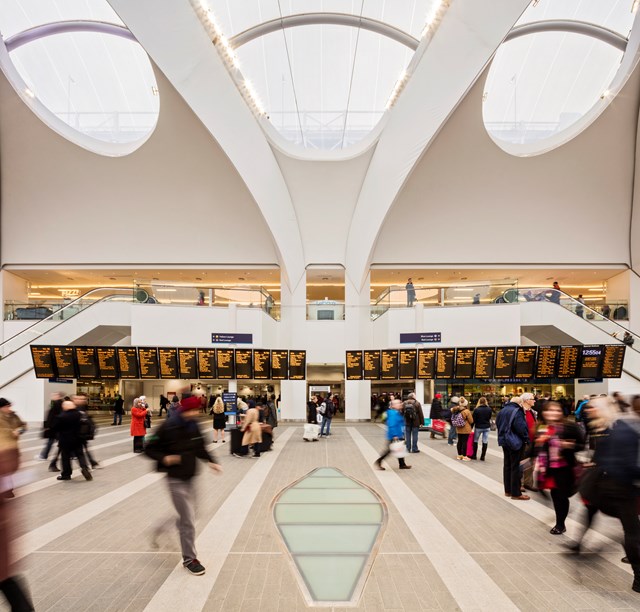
left=273, top=467, right=386, bottom=604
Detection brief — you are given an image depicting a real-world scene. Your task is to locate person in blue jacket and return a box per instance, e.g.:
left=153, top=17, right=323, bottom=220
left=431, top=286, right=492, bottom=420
left=374, top=399, right=411, bottom=471
left=496, top=396, right=530, bottom=500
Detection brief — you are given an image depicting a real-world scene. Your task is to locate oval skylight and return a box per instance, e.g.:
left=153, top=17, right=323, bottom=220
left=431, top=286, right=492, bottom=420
left=483, top=0, right=638, bottom=156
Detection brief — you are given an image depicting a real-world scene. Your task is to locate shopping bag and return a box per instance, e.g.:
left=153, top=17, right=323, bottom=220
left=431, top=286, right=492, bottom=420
left=389, top=440, right=407, bottom=458
left=431, top=419, right=446, bottom=434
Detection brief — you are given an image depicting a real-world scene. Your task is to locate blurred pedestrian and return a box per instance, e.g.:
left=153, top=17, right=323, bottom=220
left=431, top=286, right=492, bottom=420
left=374, top=399, right=411, bottom=471
left=73, top=394, right=99, bottom=469
left=36, top=392, right=63, bottom=469
left=52, top=400, right=92, bottom=481
left=241, top=408, right=262, bottom=458
left=0, top=399, right=26, bottom=498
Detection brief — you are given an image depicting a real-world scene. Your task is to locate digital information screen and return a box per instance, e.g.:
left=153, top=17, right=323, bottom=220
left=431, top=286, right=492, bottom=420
left=197, top=348, right=216, bottom=379
left=436, top=348, right=455, bottom=379
left=178, top=348, right=197, bottom=379
left=139, top=347, right=159, bottom=379
left=53, top=346, right=76, bottom=379
left=515, top=346, right=537, bottom=379
left=557, top=346, right=580, bottom=378
left=494, top=347, right=516, bottom=379
left=363, top=350, right=381, bottom=380
left=399, top=349, right=417, bottom=379
left=271, top=350, right=288, bottom=380
left=235, top=349, right=253, bottom=380
left=96, top=347, right=118, bottom=379
left=417, top=349, right=436, bottom=379
left=158, top=347, right=178, bottom=379
left=289, top=350, right=306, bottom=380
left=474, top=347, right=495, bottom=379
left=31, top=346, right=55, bottom=379
left=601, top=344, right=625, bottom=378
left=346, top=351, right=364, bottom=380
left=253, top=349, right=271, bottom=379
left=117, top=347, right=139, bottom=379
left=455, top=348, right=475, bottom=379
left=535, top=346, right=558, bottom=379
left=578, top=345, right=604, bottom=379
left=74, top=347, right=98, bottom=379
left=380, top=350, right=399, bottom=380
left=216, top=349, right=235, bottom=379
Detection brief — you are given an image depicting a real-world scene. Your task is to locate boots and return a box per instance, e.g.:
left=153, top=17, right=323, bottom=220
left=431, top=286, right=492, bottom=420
left=471, top=443, right=478, bottom=460
left=632, top=565, right=640, bottom=593
left=480, top=443, right=488, bottom=461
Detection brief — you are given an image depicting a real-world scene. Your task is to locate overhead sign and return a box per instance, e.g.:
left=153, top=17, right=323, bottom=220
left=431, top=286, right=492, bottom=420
left=211, top=333, right=253, bottom=344
left=400, top=332, right=442, bottom=344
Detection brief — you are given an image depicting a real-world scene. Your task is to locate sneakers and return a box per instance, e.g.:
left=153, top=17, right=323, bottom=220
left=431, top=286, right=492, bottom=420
left=456, top=455, right=463, bottom=460
left=48, top=465, right=61, bottom=472
left=35, top=455, right=47, bottom=461
left=91, top=463, right=102, bottom=470
left=81, top=467, right=93, bottom=481
left=184, top=559, right=206, bottom=575
left=56, top=475, right=71, bottom=481
left=461, top=457, right=471, bottom=462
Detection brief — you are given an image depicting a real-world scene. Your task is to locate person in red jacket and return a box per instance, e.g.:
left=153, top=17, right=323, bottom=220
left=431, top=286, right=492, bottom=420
left=130, top=398, right=149, bottom=453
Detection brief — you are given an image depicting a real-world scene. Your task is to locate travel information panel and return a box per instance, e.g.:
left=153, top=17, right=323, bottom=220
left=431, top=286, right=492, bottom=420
left=253, top=350, right=271, bottom=379
left=418, top=349, right=436, bottom=379
left=364, top=350, right=381, bottom=380
left=271, top=350, right=288, bottom=380
left=216, top=349, right=235, bottom=379
left=289, top=350, right=307, bottom=380
left=117, top=348, right=139, bottom=379
left=474, top=348, right=495, bottom=379
left=380, top=350, right=399, bottom=380
left=601, top=345, right=625, bottom=378
left=494, top=347, right=516, bottom=379
left=96, top=347, right=118, bottom=379
left=197, top=348, right=216, bottom=379
left=74, top=347, right=98, bottom=379
left=515, top=347, right=537, bottom=379
left=436, top=348, right=455, bottom=379
left=455, top=348, right=475, bottom=379
left=158, top=348, right=178, bottom=379
left=346, top=351, right=363, bottom=380
left=235, top=349, right=253, bottom=380
left=535, top=346, right=558, bottom=378
left=557, top=346, right=580, bottom=378
left=578, top=345, right=604, bottom=379
left=31, top=346, right=55, bottom=379
left=178, top=348, right=197, bottom=379
left=138, top=348, right=159, bottom=379
left=53, top=346, right=76, bottom=379
left=399, top=349, right=417, bottom=379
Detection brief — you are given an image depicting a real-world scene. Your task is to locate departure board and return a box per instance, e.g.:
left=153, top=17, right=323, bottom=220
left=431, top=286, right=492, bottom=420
left=557, top=346, right=580, bottom=378
left=399, top=349, right=417, bottom=379
left=363, top=350, right=381, bottom=380
left=157, top=347, right=178, bottom=379
left=271, top=350, right=288, bottom=380
left=578, top=345, right=604, bottom=379
left=474, top=347, right=495, bottom=379
left=53, top=346, right=76, bottom=378
left=235, top=349, right=253, bottom=379
left=515, top=346, right=537, bottom=379
left=117, top=347, right=139, bottom=379
left=197, top=348, right=216, bottom=379
left=139, top=347, right=159, bottom=379
left=380, top=350, right=399, bottom=380
left=417, top=349, right=436, bottom=379
left=601, top=344, right=625, bottom=378
left=346, top=351, right=364, bottom=380
left=96, top=347, right=118, bottom=379
left=494, top=347, right=516, bottom=379
left=455, top=348, right=475, bottom=379
left=289, top=350, right=306, bottom=380
left=74, top=347, right=98, bottom=379
left=178, top=348, right=197, bottom=379
left=253, top=349, right=271, bottom=379
left=535, top=346, right=558, bottom=379
left=31, top=346, right=55, bottom=379
left=216, top=349, right=235, bottom=379
left=436, top=348, right=455, bottom=379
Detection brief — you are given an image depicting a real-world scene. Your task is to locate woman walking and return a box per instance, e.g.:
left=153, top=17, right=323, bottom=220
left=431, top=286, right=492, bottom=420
left=241, top=408, right=262, bottom=458
left=472, top=397, right=492, bottom=460
left=130, top=398, right=148, bottom=453
left=211, top=397, right=227, bottom=443
left=452, top=397, right=473, bottom=461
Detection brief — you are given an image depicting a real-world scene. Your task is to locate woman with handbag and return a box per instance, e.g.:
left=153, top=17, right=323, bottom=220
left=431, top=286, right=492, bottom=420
left=452, top=397, right=473, bottom=461
left=532, top=401, right=583, bottom=534
left=374, top=399, right=411, bottom=471
left=130, top=398, right=149, bottom=453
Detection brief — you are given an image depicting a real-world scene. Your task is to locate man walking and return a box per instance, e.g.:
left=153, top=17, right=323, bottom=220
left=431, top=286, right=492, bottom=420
left=403, top=393, right=424, bottom=453
left=496, top=396, right=530, bottom=500
left=53, top=400, right=93, bottom=482
left=145, top=395, right=222, bottom=575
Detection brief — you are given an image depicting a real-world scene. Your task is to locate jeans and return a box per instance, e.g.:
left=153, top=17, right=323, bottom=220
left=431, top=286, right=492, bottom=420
left=155, top=478, right=198, bottom=564
left=406, top=426, right=419, bottom=452
left=474, top=428, right=490, bottom=444
left=502, top=446, right=523, bottom=496
left=112, top=412, right=122, bottom=425
left=448, top=423, right=457, bottom=444
left=320, top=418, right=332, bottom=436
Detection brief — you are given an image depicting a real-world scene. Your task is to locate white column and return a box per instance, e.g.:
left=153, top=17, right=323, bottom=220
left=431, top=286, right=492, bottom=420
left=279, top=379, right=306, bottom=421
left=414, top=379, right=425, bottom=404
left=227, top=380, right=237, bottom=393
left=345, top=380, right=372, bottom=421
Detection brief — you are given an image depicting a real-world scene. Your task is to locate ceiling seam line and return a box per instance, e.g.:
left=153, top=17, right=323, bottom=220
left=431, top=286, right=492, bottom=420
left=340, top=1, right=365, bottom=149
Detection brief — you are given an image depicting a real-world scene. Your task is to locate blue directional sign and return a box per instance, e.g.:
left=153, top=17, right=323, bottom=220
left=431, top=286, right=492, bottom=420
left=211, top=333, right=253, bottom=344
left=400, top=332, right=442, bottom=344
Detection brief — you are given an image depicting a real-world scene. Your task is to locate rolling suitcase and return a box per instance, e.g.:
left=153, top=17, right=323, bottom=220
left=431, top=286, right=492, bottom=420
left=303, top=423, right=320, bottom=442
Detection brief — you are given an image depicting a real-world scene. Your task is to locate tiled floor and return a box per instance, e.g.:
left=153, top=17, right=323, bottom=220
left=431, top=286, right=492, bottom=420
left=2, top=419, right=639, bottom=611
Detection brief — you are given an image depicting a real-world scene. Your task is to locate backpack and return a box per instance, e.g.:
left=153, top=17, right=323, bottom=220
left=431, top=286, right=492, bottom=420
left=78, top=411, right=96, bottom=441
left=403, top=401, right=417, bottom=423
left=451, top=411, right=466, bottom=428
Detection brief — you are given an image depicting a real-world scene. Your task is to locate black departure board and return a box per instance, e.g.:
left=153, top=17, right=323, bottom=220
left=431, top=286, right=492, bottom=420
left=289, top=350, right=306, bottom=380
left=74, top=347, right=98, bottom=379
left=271, top=350, right=288, bottom=380
left=399, top=349, right=417, bottom=379
left=216, top=349, right=235, bottom=379
left=346, top=351, right=364, bottom=380
left=474, top=347, right=495, bottom=379
left=117, top=347, right=139, bottom=379
left=557, top=346, right=580, bottom=378
left=601, top=344, right=625, bottom=378
left=53, top=346, right=76, bottom=378
left=157, top=347, right=178, bottom=379
left=235, top=349, right=253, bottom=380
left=178, top=348, right=197, bottom=379
left=253, top=349, right=271, bottom=379
left=31, top=346, right=55, bottom=379
left=578, top=345, right=604, bottom=379
left=417, top=349, right=436, bottom=379
left=494, top=347, right=516, bottom=379
left=515, top=347, right=537, bottom=379
left=380, top=350, right=399, bottom=380
left=364, top=350, right=381, bottom=380
left=436, top=348, right=455, bottom=379
left=197, top=348, right=216, bottom=379
left=535, top=346, right=558, bottom=378
left=139, top=347, right=159, bottom=379
left=455, top=348, right=475, bottom=379
left=96, top=347, right=118, bottom=379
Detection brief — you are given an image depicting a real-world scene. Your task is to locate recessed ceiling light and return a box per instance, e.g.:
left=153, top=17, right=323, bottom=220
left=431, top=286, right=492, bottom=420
left=238, top=277, right=245, bottom=281
left=195, top=277, right=202, bottom=281
left=546, top=277, right=553, bottom=281
left=109, top=277, right=117, bottom=281
left=152, top=277, right=159, bottom=281
left=418, top=277, right=424, bottom=280
left=461, top=277, right=468, bottom=280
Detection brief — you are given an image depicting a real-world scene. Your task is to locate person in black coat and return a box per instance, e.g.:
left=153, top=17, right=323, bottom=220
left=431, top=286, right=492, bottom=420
left=471, top=397, right=493, bottom=460
left=307, top=396, right=318, bottom=424
left=429, top=394, right=444, bottom=439
left=112, top=394, right=124, bottom=425
left=496, top=398, right=530, bottom=499
left=52, top=400, right=92, bottom=481
left=37, top=392, right=63, bottom=463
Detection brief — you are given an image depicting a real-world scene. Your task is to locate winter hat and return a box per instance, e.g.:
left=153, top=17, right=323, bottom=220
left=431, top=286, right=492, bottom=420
left=450, top=396, right=460, bottom=404
left=434, top=394, right=442, bottom=399
left=0, top=398, right=11, bottom=408
left=178, top=395, right=200, bottom=413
